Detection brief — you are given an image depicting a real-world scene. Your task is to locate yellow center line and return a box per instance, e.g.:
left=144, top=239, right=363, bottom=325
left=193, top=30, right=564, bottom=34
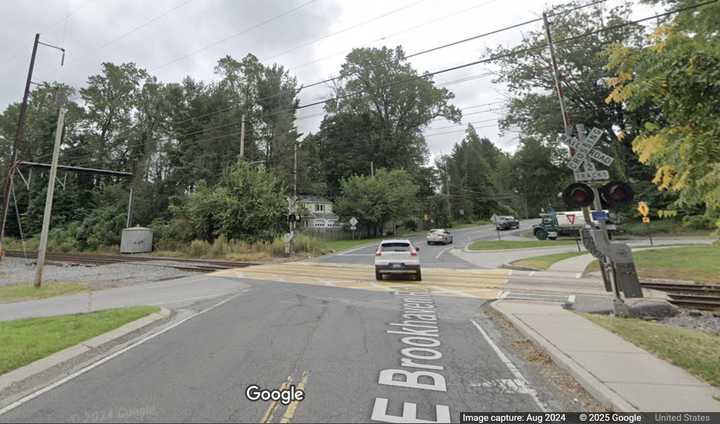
left=280, top=371, right=309, bottom=424
left=261, top=376, right=291, bottom=423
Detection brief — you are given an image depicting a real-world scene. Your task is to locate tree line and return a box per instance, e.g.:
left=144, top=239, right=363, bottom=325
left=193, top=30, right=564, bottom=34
left=1, top=0, right=717, bottom=251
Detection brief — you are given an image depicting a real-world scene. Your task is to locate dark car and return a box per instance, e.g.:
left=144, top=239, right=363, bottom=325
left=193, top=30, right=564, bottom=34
left=495, top=215, right=520, bottom=230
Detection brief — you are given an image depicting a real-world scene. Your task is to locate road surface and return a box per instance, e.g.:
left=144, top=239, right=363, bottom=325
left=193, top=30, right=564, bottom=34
left=0, top=223, right=591, bottom=423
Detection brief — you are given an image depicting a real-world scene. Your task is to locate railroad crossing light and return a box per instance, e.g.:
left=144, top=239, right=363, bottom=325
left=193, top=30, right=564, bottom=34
left=562, top=182, right=595, bottom=208
left=600, top=181, right=634, bottom=208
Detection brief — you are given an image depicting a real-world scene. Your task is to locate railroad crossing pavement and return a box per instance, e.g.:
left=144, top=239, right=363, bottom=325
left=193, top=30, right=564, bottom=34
left=213, top=261, right=510, bottom=299
left=493, top=300, right=720, bottom=412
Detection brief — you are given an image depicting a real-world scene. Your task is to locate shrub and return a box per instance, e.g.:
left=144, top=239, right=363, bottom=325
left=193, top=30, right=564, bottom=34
left=682, top=215, right=714, bottom=230
left=189, top=240, right=210, bottom=257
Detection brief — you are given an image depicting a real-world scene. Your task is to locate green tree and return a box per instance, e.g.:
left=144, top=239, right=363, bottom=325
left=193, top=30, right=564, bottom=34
left=488, top=1, right=648, bottom=181
left=605, top=0, right=720, bottom=222
left=334, top=169, right=419, bottom=237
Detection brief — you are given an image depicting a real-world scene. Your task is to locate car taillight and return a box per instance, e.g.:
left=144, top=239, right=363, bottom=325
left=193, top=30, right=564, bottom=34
left=410, top=249, right=418, bottom=256
left=376, top=248, right=382, bottom=256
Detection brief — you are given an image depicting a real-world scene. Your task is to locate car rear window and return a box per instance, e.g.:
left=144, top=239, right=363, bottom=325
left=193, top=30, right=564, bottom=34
left=381, top=242, right=411, bottom=252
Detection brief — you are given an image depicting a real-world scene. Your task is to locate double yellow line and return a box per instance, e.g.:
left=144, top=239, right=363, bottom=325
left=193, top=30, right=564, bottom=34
left=260, top=371, right=309, bottom=423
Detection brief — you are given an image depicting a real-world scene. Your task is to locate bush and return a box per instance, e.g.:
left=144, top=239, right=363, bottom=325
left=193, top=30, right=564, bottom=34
left=188, top=240, right=210, bottom=257
left=682, top=215, right=715, bottom=230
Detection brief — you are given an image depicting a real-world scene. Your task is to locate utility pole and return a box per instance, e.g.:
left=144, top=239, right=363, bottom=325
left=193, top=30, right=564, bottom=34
left=1, top=34, right=40, bottom=257
left=543, top=13, right=570, bottom=132
left=35, top=107, right=66, bottom=288
left=370, top=161, right=374, bottom=177
left=126, top=187, right=134, bottom=228
left=239, top=114, right=246, bottom=160
left=446, top=169, right=451, bottom=223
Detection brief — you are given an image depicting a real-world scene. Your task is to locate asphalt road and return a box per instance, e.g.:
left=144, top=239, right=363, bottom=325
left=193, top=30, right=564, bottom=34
left=0, top=222, right=587, bottom=423
left=317, top=222, right=536, bottom=269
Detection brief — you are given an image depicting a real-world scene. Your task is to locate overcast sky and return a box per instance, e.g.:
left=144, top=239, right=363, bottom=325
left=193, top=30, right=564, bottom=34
left=1, top=0, right=653, bottom=162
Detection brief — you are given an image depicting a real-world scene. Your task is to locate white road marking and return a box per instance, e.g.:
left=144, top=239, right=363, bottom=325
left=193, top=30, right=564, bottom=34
left=428, top=285, right=474, bottom=298
left=470, top=319, right=548, bottom=412
left=0, top=292, right=246, bottom=417
left=528, top=271, right=536, bottom=277
left=575, top=273, right=583, bottom=279
left=435, top=246, right=452, bottom=260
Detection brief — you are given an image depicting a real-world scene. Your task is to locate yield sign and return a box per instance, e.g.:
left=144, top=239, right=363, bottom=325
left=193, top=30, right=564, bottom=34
left=567, top=214, right=576, bottom=225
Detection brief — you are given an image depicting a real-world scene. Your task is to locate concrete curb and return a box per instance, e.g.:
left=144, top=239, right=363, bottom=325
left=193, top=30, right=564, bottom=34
left=500, top=263, right=539, bottom=272
left=490, top=300, right=636, bottom=412
left=0, top=307, right=171, bottom=393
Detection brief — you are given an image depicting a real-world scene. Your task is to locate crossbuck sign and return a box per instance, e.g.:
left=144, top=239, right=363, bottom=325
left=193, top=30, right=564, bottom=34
left=562, top=125, right=614, bottom=182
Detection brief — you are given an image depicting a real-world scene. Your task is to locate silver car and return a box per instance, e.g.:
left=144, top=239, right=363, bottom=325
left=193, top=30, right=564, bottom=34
left=426, top=229, right=453, bottom=245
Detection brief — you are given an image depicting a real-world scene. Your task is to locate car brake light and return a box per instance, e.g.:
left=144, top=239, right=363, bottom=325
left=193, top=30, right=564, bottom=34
left=376, top=248, right=382, bottom=256
left=410, top=248, right=417, bottom=256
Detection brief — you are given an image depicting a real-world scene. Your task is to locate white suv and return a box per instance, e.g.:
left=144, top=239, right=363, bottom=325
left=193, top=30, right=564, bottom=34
left=374, top=239, right=422, bottom=281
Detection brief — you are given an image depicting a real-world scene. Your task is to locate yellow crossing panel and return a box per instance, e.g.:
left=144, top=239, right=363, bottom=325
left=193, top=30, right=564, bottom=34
left=213, top=262, right=510, bottom=299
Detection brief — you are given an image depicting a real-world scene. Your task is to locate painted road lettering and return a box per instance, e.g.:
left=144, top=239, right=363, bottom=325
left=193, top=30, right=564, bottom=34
left=372, top=290, right=450, bottom=423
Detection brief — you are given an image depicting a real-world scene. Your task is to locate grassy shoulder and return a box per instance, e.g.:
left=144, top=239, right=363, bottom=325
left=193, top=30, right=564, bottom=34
left=0, top=282, right=88, bottom=304
left=619, top=220, right=715, bottom=238
left=0, top=306, right=160, bottom=375
left=585, top=245, right=720, bottom=283
left=511, top=251, right=586, bottom=270
left=468, top=239, right=578, bottom=251
left=583, top=313, right=720, bottom=387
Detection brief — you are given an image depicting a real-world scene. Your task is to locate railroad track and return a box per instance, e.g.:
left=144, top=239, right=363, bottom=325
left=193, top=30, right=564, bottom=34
left=4, top=250, right=256, bottom=273
left=640, top=282, right=720, bottom=311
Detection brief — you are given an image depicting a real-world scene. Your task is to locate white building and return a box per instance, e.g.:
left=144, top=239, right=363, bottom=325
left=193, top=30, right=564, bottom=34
left=297, top=195, right=342, bottom=232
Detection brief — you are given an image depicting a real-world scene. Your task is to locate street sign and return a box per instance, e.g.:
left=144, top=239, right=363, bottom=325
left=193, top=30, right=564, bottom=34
left=349, top=217, right=358, bottom=226
left=637, top=202, right=649, bottom=217
left=350, top=225, right=357, bottom=231
left=642, top=216, right=650, bottom=224
left=592, top=210, right=609, bottom=221
left=573, top=170, right=610, bottom=182
left=565, top=126, right=614, bottom=180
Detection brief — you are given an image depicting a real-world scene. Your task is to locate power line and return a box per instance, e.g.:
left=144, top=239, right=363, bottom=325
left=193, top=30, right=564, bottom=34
left=150, top=0, right=320, bottom=72
left=258, top=0, right=428, bottom=65
left=424, top=124, right=498, bottom=138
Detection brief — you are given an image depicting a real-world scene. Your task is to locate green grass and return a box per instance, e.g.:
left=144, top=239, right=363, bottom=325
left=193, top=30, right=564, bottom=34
left=620, top=220, right=714, bottom=237
left=585, top=245, right=720, bottom=283
left=0, top=306, right=160, bottom=375
left=583, top=314, right=720, bottom=387
left=468, top=239, right=579, bottom=251
left=0, top=282, right=88, bottom=304
left=511, top=251, right=586, bottom=270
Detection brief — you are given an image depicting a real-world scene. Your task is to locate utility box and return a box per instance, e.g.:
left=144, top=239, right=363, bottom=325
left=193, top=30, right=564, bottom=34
left=120, top=227, right=153, bottom=254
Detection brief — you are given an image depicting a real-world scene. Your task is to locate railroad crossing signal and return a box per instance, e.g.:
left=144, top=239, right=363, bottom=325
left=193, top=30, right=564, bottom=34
left=562, top=182, right=595, bottom=208
left=562, top=126, right=614, bottom=182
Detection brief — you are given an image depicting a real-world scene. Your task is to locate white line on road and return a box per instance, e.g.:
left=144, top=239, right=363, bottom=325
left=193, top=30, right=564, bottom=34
left=0, top=291, right=247, bottom=417
left=435, top=246, right=452, bottom=260
left=470, top=319, right=548, bottom=412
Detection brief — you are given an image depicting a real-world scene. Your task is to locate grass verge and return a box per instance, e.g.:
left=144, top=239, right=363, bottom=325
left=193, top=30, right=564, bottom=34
left=469, top=239, right=578, bottom=251
left=583, top=314, right=720, bottom=387
left=0, top=306, right=160, bottom=375
left=511, top=251, right=586, bottom=270
left=585, top=245, right=720, bottom=283
left=0, top=282, right=88, bottom=304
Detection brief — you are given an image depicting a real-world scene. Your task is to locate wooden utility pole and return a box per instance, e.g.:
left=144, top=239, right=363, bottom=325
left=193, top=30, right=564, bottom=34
left=35, top=107, right=65, bottom=288
left=1, top=34, right=40, bottom=257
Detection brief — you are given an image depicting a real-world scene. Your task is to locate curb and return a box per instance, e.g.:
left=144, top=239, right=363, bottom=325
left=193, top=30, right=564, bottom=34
left=490, top=300, right=637, bottom=412
left=0, top=307, right=171, bottom=393
left=500, top=263, right=539, bottom=272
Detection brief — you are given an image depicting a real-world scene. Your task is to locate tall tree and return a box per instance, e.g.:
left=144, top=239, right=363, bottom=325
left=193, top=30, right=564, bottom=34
left=605, top=0, right=720, bottom=220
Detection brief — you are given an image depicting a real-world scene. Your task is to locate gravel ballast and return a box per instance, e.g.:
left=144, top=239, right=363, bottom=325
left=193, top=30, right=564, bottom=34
left=0, top=257, right=196, bottom=289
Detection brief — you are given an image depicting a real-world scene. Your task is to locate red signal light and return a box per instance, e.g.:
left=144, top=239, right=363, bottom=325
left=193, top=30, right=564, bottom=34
left=600, top=181, right=635, bottom=208
left=562, top=182, right=595, bottom=208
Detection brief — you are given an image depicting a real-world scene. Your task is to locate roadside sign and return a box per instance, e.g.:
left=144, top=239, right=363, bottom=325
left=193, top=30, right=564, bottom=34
left=565, top=126, right=614, bottom=180
left=350, top=225, right=357, bottom=231
left=637, top=202, right=649, bottom=217
left=349, top=217, right=358, bottom=226
left=592, top=210, right=609, bottom=221
left=573, top=170, right=610, bottom=182
left=642, top=216, right=650, bottom=224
